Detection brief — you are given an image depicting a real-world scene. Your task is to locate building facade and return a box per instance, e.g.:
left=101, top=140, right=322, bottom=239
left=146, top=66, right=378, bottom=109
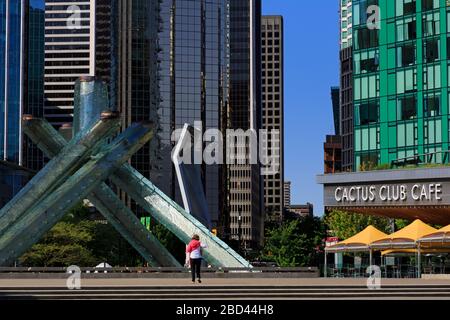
left=340, top=0, right=354, bottom=171
left=285, top=203, right=314, bottom=219
left=1, top=0, right=45, bottom=167
left=353, top=0, right=450, bottom=169
left=319, top=0, right=450, bottom=226
left=283, top=181, right=291, bottom=208
left=0, top=0, right=44, bottom=205
left=1, top=0, right=26, bottom=165
left=261, top=15, right=284, bottom=223
left=44, top=0, right=96, bottom=128
left=115, top=0, right=228, bottom=230
left=23, top=0, right=45, bottom=171
left=324, top=135, right=342, bottom=174
left=227, top=0, right=264, bottom=249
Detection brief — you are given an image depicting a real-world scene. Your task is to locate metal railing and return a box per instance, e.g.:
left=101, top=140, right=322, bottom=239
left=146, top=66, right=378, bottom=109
left=391, top=150, right=450, bottom=169
left=0, top=266, right=319, bottom=274
left=324, top=263, right=450, bottom=278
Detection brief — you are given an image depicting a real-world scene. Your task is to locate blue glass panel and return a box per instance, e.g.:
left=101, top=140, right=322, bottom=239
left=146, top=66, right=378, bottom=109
left=6, top=0, right=22, bottom=163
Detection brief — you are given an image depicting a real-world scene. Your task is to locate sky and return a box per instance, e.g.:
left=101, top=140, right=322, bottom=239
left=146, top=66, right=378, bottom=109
left=262, top=1, right=340, bottom=215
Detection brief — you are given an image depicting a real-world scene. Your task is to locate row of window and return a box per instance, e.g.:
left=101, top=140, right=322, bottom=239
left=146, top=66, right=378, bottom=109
left=355, top=92, right=448, bottom=126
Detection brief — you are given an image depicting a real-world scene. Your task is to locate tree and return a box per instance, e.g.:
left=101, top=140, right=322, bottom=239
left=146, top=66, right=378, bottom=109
left=19, top=221, right=98, bottom=267
left=152, top=222, right=185, bottom=263
left=261, top=216, right=326, bottom=267
left=19, top=204, right=142, bottom=267
left=324, top=210, right=392, bottom=240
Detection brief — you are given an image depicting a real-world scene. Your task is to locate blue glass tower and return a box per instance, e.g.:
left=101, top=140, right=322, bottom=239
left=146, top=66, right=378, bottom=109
left=0, top=0, right=44, bottom=207
left=0, top=0, right=44, bottom=167
left=0, top=0, right=24, bottom=164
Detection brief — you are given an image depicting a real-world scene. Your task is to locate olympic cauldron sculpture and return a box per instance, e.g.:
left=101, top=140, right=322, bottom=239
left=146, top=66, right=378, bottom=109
left=0, top=77, right=250, bottom=268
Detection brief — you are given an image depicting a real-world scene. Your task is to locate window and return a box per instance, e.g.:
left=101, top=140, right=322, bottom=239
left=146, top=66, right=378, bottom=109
left=397, top=43, right=416, bottom=67
left=356, top=101, right=379, bottom=125
left=355, top=28, right=379, bottom=50
left=423, top=12, right=439, bottom=37
left=422, top=0, right=439, bottom=11
left=424, top=93, right=440, bottom=117
left=397, top=96, right=417, bottom=120
left=397, top=0, right=416, bottom=16
left=424, top=38, right=439, bottom=63
left=397, top=18, right=417, bottom=41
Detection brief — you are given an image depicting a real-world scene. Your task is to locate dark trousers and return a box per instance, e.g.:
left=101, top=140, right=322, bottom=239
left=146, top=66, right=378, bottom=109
left=190, top=258, right=202, bottom=281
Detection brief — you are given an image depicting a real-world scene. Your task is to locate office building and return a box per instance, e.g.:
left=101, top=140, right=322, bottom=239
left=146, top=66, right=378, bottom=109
left=331, top=86, right=341, bottom=135
left=24, top=0, right=46, bottom=171
left=261, top=15, right=284, bottom=223
left=44, top=0, right=96, bottom=128
left=340, top=0, right=354, bottom=171
left=283, top=181, right=291, bottom=208
left=325, top=87, right=343, bottom=174
left=0, top=0, right=44, bottom=204
left=285, top=203, right=314, bottom=219
left=318, top=0, right=450, bottom=226
left=0, top=160, right=34, bottom=208
left=324, top=135, right=342, bottom=174
left=227, top=0, right=264, bottom=249
left=1, top=0, right=45, bottom=166
left=353, top=0, right=450, bottom=168
left=115, top=0, right=228, bottom=229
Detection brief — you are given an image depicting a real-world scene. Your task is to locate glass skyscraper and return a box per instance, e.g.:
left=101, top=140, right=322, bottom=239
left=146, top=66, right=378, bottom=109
left=227, top=0, right=264, bottom=248
left=115, top=0, right=228, bottom=229
left=1, top=0, right=25, bottom=164
left=1, top=0, right=45, bottom=167
left=353, top=0, right=450, bottom=169
left=0, top=0, right=44, bottom=206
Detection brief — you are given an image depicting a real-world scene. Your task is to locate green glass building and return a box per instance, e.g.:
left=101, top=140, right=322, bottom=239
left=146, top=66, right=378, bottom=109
left=353, top=0, right=450, bottom=170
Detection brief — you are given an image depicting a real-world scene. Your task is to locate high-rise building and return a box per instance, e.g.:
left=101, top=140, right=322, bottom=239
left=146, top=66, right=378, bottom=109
left=283, top=181, right=291, bottom=208
left=44, top=0, right=96, bottom=128
left=340, top=0, right=353, bottom=49
left=0, top=0, right=45, bottom=203
left=115, top=0, right=228, bottom=230
left=325, top=87, right=343, bottom=174
left=353, top=0, right=450, bottom=169
left=24, top=0, right=46, bottom=171
left=324, top=135, right=342, bottom=174
left=1, top=0, right=45, bottom=166
left=227, top=0, right=264, bottom=249
left=1, top=0, right=27, bottom=165
left=261, top=15, right=284, bottom=223
left=340, top=0, right=354, bottom=171
left=331, top=86, right=340, bottom=135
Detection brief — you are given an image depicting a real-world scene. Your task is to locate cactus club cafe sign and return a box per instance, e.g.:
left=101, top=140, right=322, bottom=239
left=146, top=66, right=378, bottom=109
left=333, top=183, right=443, bottom=205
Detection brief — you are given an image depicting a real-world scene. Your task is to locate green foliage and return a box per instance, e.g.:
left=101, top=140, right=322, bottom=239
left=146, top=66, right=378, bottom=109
left=261, top=216, right=326, bottom=267
left=324, top=210, right=392, bottom=240
left=20, top=221, right=97, bottom=267
left=394, top=219, right=410, bottom=230
left=19, top=203, right=142, bottom=267
left=152, top=222, right=185, bottom=263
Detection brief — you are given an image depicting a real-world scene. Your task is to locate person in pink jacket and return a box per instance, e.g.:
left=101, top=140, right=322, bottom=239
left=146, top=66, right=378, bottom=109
left=186, top=234, right=207, bottom=283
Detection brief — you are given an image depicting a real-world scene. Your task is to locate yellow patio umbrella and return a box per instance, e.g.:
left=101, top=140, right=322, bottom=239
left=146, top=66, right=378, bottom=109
left=324, top=226, right=388, bottom=277
left=418, top=225, right=450, bottom=247
left=326, top=226, right=388, bottom=253
left=370, top=220, right=438, bottom=250
left=370, top=220, right=438, bottom=278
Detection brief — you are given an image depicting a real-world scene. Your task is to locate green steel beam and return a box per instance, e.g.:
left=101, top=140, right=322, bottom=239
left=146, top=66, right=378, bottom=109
left=22, top=117, right=181, bottom=267
left=0, top=122, right=154, bottom=266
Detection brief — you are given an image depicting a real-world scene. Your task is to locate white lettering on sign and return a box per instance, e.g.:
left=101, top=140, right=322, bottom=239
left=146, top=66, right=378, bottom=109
left=334, top=184, right=444, bottom=204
